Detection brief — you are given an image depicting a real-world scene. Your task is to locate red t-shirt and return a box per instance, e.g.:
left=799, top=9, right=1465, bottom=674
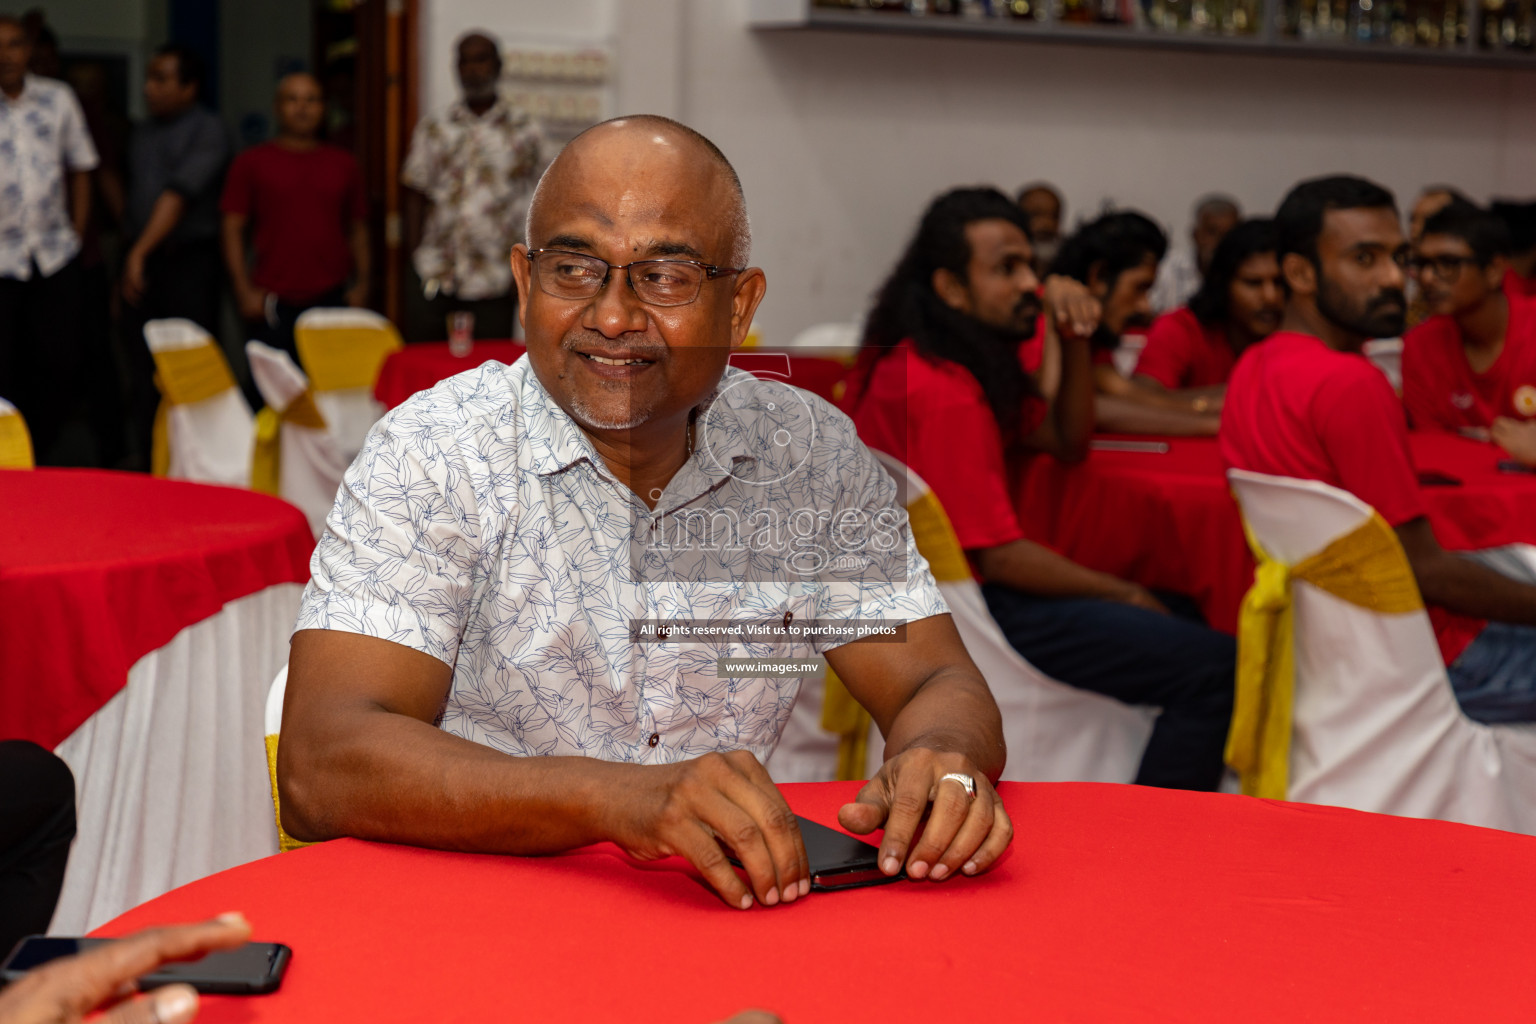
left=220, top=142, right=367, bottom=303
left=1136, top=307, right=1236, bottom=389
left=1402, top=293, right=1536, bottom=432
left=1221, top=330, right=1484, bottom=663
left=1507, top=268, right=1536, bottom=300
left=849, top=340, right=1047, bottom=554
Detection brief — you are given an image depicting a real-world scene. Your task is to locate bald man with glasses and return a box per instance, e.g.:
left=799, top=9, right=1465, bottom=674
left=280, top=115, right=1012, bottom=912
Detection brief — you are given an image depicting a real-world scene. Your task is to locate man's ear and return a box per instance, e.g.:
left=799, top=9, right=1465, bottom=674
left=931, top=267, right=970, bottom=313
left=509, top=244, right=531, bottom=330
left=1086, top=260, right=1109, bottom=301
left=728, top=268, right=768, bottom=351
left=1485, top=254, right=1508, bottom=292
left=1282, top=252, right=1316, bottom=298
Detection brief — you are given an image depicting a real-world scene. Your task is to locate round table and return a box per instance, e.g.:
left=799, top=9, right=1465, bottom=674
left=372, top=341, right=527, bottom=410
left=0, top=469, right=314, bottom=931
left=372, top=343, right=852, bottom=410
left=1015, top=432, right=1536, bottom=634
left=95, top=780, right=1536, bottom=1022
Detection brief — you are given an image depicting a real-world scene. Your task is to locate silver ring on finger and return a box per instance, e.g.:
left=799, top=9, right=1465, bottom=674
left=940, top=772, right=977, bottom=801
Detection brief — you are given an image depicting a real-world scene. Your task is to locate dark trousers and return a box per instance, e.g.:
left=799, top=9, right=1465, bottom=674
left=982, top=583, right=1237, bottom=791
left=122, top=239, right=224, bottom=470
left=0, top=741, right=76, bottom=954
left=249, top=285, right=348, bottom=364
left=0, top=259, right=86, bottom=465
left=403, top=266, right=515, bottom=343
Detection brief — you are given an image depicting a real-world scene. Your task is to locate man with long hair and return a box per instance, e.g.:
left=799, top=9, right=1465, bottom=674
left=850, top=187, right=1236, bottom=792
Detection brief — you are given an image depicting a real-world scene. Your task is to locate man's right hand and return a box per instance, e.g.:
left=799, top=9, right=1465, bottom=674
left=1041, top=274, right=1101, bottom=340
left=607, top=750, right=809, bottom=910
left=1104, top=579, right=1171, bottom=616
left=236, top=285, right=267, bottom=322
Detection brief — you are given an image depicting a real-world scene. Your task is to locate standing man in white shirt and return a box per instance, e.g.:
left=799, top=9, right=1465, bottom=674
left=0, top=15, right=98, bottom=465
left=401, top=30, right=547, bottom=342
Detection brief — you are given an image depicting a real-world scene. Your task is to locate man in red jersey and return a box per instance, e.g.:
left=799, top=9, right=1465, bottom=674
left=850, top=187, right=1237, bottom=791
left=1221, top=175, right=1536, bottom=722
left=1402, top=202, right=1536, bottom=466
left=220, top=72, right=369, bottom=359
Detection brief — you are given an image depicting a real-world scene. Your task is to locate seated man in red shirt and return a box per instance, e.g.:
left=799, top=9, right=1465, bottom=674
left=1135, top=218, right=1283, bottom=396
left=1492, top=199, right=1536, bottom=300
left=849, top=187, right=1236, bottom=791
left=1043, top=212, right=1222, bottom=436
left=1402, top=202, right=1536, bottom=466
left=220, top=72, right=370, bottom=359
left=1221, top=174, right=1536, bottom=723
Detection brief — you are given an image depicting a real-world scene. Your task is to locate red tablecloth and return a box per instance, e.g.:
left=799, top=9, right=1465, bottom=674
left=373, top=343, right=852, bottom=410
left=1016, top=432, right=1536, bottom=633
left=0, top=469, right=314, bottom=748
left=372, top=341, right=526, bottom=410
left=97, top=780, right=1536, bottom=1022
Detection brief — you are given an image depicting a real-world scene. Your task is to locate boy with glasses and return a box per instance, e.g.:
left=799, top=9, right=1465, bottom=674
left=1402, top=203, right=1536, bottom=466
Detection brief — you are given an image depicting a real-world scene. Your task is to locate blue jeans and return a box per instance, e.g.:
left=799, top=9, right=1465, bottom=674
left=1447, top=547, right=1536, bottom=724
left=981, top=584, right=1236, bottom=791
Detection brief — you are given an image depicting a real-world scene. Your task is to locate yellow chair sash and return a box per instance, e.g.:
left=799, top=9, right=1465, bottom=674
left=250, top=392, right=328, bottom=496
left=264, top=733, right=311, bottom=853
left=819, top=484, right=973, bottom=780
left=296, top=327, right=401, bottom=392
left=149, top=344, right=238, bottom=478
left=1227, top=510, right=1425, bottom=799
left=0, top=412, right=35, bottom=469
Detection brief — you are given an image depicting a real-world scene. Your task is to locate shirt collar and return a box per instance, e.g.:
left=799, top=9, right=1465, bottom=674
left=1, top=74, right=37, bottom=108
left=448, top=94, right=510, bottom=124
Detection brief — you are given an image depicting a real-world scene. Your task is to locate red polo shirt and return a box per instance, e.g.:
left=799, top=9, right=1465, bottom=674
left=1402, top=292, right=1536, bottom=432
left=849, top=340, right=1047, bottom=553
left=1507, top=268, right=1536, bottom=300
left=1136, top=307, right=1237, bottom=389
left=1221, top=330, right=1482, bottom=664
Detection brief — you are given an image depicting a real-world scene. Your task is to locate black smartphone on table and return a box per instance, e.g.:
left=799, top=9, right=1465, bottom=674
left=1, top=937, right=291, bottom=995
left=724, top=814, right=904, bottom=892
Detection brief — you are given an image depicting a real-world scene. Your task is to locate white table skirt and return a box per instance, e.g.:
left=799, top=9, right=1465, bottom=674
left=50, top=582, right=302, bottom=934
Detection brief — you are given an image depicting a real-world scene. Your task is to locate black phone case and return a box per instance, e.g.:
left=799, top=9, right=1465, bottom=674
left=1, top=938, right=291, bottom=995
left=724, top=815, right=904, bottom=892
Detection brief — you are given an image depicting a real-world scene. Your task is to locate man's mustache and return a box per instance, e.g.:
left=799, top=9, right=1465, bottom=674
left=1015, top=295, right=1043, bottom=322
left=1367, top=289, right=1407, bottom=313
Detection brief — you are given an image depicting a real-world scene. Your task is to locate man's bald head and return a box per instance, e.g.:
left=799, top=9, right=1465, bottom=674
left=526, top=115, right=751, bottom=267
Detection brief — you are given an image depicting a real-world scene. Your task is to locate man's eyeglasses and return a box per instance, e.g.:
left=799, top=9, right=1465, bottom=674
left=1407, top=254, right=1479, bottom=283
left=525, top=249, right=744, bottom=307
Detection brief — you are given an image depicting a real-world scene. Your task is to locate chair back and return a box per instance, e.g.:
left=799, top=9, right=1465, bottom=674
left=263, top=665, right=309, bottom=853
left=143, top=319, right=254, bottom=485
left=246, top=342, right=347, bottom=535
left=1228, top=468, right=1526, bottom=829
left=0, top=398, right=35, bottom=468
left=293, top=308, right=400, bottom=460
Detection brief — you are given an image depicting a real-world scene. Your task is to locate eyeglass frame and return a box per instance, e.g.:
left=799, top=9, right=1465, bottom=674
left=523, top=248, right=746, bottom=307
left=1406, top=253, right=1481, bottom=283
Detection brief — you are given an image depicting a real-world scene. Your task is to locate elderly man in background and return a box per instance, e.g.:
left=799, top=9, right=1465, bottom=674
left=0, top=15, right=97, bottom=465
left=282, top=115, right=1012, bottom=910
left=221, top=72, right=370, bottom=359
left=1151, top=194, right=1241, bottom=313
left=1016, top=181, right=1064, bottom=277
left=402, top=30, right=546, bottom=342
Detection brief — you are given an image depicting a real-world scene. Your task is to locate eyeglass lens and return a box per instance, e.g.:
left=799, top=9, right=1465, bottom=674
left=533, top=251, right=706, bottom=306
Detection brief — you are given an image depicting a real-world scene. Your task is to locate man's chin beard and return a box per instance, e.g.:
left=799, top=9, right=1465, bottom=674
left=567, top=392, right=655, bottom=432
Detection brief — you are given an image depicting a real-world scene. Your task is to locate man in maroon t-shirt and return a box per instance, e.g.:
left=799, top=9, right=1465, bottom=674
left=1221, top=175, right=1536, bottom=722
left=220, top=72, right=369, bottom=359
left=849, top=187, right=1236, bottom=792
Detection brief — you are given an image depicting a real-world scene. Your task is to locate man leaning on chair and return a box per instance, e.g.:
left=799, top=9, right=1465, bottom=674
left=1220, top=174, right=1536, bottom=724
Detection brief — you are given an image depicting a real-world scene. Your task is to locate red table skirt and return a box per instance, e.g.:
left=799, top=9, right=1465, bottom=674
left=373, top=343, right=852, bottom=410
left=0, top=470, right=314, bottom=748
left=1016, top=432, right=1536, bottom=634
left=97, top=780, right=1536, bottom=1022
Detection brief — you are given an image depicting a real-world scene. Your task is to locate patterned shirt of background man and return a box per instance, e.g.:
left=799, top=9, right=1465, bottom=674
left=0, top=74, right=99, bottom=281
left=401, top=96, right=547, bottom=302
left=295, top=358, right=948, bottom=765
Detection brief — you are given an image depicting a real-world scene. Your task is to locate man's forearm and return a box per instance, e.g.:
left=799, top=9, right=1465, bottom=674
left=1048, top=330, right=1094, bottom=462
left=349, top=220, right=371, bottom=289
left=879, top=665, right=1005, bottom=782
left=1413, top=548, right=1536, bottom=627
left=131, top=191, right=186, bottom=258
left=279, top=703, right=640, bottom=852
left=973, top=537, right=1130, bottom=602
left=69, top=171, right=91, bottom=240
left=1093, top=394, right=1218, bottom=436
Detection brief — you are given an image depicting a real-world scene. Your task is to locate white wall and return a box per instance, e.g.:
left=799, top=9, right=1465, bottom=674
left=220, top=0, right=310, bottom=146
left=423, top=0, right=1536, bottom=342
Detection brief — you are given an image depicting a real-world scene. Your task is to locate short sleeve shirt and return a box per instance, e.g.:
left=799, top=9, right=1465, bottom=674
left=1219, top=331, right=1424, bottom=528
left=849, top=340, right=1047, bottom=553
left=1136, top=307, right=1237, bottom=389
left=0, top=75, right=99, bottom=280
left=294, top=357, right=948, bottom=764
left=1401, top=293, right=1536, bottom=432
left=401, top=97, right=547, bottom=301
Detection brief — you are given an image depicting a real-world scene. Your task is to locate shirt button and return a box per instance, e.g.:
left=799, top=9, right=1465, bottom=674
left=647, top=733, right=660, bottom=748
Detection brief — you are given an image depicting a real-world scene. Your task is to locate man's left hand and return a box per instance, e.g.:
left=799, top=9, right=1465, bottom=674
left=1492, top=416, right=1536, bottom=467
left=837, top=746, right=1011, bottom=882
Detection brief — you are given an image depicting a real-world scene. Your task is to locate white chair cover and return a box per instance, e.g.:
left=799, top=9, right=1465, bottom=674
left=246, top=341, right=348, bottom=535
left=144, top=319, right=254, bottom=487
left=767, top=452, right=1157, bottom=784
left=1228, top=469, right=1536, bottom=833
left=293, top=307, right=395, bottom=462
